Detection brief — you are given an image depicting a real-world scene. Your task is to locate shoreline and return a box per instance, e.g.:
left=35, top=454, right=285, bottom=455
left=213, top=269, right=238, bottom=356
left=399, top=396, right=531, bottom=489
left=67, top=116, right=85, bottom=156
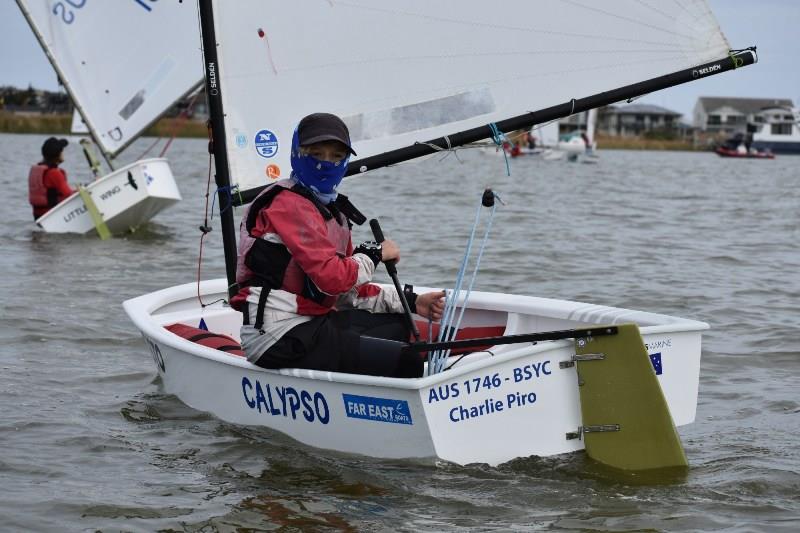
left=0, top=111, right=208, bottom=139
left=1, top=112, right=702, bottom=150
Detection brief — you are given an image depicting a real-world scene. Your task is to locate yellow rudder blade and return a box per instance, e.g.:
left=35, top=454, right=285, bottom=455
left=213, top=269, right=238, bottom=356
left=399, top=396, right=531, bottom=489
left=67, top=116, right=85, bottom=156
left=77, top=186, right=111, bottom=240
left=574, top=323, right=688, bottom=471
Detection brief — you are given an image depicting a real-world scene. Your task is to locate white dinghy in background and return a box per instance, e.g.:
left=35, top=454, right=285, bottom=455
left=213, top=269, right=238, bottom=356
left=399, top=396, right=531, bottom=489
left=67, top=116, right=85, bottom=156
left=125, top=0, right=756, bottom=469
left=16, top=1, right=202, bottom=236
left=35, top=158, right=180, bottom=236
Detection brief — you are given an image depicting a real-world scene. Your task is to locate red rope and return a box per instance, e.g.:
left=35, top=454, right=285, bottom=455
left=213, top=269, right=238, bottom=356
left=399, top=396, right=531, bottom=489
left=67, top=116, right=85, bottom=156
left=136, top=91, right=201, bottom=160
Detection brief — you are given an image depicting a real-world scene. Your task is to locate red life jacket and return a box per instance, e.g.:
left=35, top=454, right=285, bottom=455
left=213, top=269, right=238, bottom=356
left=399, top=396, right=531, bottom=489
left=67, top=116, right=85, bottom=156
left=28, top=163, right=67, bottom=218
left=232, top=179, right=364, bottom=318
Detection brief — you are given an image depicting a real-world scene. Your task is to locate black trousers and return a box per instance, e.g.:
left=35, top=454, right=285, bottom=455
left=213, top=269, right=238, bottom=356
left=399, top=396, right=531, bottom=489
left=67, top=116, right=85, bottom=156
left=254, top=310, right=423, bottom=378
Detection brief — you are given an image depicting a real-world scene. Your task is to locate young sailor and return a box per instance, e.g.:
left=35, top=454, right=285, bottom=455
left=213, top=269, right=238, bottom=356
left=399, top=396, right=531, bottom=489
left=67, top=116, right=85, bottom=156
left=28, top=137, right=75, bottom=220
left=232, top=113, right=445, bottom=377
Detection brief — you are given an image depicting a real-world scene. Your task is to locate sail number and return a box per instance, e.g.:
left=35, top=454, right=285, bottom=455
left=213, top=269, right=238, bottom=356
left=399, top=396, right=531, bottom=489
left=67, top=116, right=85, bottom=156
left=427, top=360, right=552, bottom=404
left=53, top=0, right=159, bottom=25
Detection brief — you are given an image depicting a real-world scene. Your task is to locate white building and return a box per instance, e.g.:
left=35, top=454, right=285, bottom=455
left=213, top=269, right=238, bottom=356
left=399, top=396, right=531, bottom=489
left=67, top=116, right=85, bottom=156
left=693, top=97, right=794, bottom=135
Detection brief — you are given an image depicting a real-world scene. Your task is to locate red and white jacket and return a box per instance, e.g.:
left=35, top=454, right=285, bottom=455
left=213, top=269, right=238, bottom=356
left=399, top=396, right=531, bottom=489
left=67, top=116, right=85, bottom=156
left=233, top=179, right=403, bottom=361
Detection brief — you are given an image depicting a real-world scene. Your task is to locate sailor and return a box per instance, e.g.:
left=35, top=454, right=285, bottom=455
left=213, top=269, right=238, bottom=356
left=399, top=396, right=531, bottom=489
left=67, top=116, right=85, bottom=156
left=231, top=113, right=445, bottom=377
left=28, top=137, right=75, bottom=220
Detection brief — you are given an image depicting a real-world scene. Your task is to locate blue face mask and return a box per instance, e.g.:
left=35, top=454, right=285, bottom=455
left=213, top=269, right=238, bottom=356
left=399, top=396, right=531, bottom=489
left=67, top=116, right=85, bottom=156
left=290, top=128, right=350, bottom=203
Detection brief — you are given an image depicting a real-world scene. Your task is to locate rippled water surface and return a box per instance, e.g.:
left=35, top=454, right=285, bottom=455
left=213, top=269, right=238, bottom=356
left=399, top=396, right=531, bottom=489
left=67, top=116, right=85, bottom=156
left=1, top=132, right=798, bottom=531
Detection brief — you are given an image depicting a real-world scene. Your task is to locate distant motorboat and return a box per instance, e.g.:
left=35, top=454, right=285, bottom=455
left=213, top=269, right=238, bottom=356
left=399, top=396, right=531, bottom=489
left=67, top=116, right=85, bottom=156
left=715, top=133, right=775, bottom=159
left=714, top=146, right=774, bottom=159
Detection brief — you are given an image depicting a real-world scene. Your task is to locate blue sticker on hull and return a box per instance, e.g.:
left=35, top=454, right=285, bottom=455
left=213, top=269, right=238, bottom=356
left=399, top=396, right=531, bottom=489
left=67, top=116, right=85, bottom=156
left=342, top=394, right=413, bottom=425
left=650, top=353, right=663, bottom=375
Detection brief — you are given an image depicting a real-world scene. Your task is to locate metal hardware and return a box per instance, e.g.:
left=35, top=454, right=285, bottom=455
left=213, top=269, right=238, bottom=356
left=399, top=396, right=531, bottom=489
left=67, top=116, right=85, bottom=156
left=583, top=424, right=620, bottom=433
left=566, top=424, right=620, bottom=440
left=559, top=353, right=605, bottom=369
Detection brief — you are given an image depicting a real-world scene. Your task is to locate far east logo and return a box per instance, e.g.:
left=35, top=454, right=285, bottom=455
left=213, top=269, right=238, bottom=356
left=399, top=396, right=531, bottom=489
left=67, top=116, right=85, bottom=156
left=254, top=129, right=278, bottom=158
left=235, top=133, right=247, bottom=148
left=342, top=393, right=413, bottom=425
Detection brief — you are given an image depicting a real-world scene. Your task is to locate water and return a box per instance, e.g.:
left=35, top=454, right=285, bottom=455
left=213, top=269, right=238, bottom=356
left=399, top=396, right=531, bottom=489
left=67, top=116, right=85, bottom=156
left=1, top=132, right=798, bottom=531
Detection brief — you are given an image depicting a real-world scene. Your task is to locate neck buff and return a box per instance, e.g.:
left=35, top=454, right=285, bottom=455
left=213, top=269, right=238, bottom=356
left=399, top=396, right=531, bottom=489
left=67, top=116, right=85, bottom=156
left=290, top=127, right=350, bottom=205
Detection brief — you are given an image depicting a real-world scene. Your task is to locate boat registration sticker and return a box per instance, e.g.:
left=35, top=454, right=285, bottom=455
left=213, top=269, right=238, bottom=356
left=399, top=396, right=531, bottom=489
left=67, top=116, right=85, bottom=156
left=342, top=394, right=413, bottom=425
left=254, top=129, right=279, bottom=158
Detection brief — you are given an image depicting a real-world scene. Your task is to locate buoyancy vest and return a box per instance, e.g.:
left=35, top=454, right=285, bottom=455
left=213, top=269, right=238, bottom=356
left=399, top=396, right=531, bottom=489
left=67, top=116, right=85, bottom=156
left=28, top=164, right=63, bottom=213
left=232, top=179, right=366, bottom=320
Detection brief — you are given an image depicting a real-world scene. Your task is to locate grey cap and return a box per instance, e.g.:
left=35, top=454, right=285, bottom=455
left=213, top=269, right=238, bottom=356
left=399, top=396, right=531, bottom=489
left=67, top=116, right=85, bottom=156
left=297, top=113, right=356, bottom=155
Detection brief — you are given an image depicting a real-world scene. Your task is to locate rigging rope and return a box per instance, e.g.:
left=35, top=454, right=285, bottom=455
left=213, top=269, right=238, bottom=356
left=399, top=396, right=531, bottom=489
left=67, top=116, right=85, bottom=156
left=488, top=122, right=512, bottom=177
left=196, top=122, right=226, bottom=308
left=427, top=189, right=502, bottom=375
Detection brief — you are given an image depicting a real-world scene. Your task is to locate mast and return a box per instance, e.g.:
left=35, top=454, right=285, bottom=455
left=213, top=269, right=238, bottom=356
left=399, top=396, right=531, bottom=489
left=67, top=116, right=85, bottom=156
left=198, top=0, right=239, bottom=298
left=14, top=0, right=115, bottom=171
left=230, top=48, right=757, bottom=206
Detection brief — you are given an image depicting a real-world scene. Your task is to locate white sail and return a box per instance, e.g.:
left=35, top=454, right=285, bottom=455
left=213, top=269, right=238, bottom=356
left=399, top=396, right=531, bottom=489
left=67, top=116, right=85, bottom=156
left=535, top=121, right=561, bottom=148
left=16, top=1, right=203, bottom=156
left=586, top=108, right=598, bottom=146
left=209, top=0, right=729, bottom=195
left=70, top=108, right=88, bottom=135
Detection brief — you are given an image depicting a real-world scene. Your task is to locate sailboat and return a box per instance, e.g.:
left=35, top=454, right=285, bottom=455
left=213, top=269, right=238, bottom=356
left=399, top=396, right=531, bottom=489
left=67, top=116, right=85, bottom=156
left=556, top=108, right=598, bottom=161
left=124, top=1, right=756, bottom=468
left=16, top=1, right=202, bottom=237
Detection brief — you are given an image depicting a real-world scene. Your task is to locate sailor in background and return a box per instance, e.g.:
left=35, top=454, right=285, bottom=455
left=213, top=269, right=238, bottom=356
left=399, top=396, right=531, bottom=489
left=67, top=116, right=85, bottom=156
left=232, top=113, right=445, bottom=378
left=28, top=137, right=76, bottom=220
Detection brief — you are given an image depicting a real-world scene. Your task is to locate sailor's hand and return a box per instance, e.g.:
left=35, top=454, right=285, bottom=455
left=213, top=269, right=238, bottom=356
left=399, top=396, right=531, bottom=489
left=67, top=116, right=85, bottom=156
left=381, top=239, right=400, bottom=264
left=415, top=290, right=445, bottom=321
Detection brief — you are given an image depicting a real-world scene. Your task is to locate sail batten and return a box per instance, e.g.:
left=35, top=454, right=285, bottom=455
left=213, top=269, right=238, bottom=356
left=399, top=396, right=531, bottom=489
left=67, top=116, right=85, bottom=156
left=16, top=1, right=203, bottom=157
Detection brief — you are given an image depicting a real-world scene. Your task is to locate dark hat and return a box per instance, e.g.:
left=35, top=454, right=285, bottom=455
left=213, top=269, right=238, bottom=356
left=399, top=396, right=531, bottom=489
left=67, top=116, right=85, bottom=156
left=42, top=137, right=68, bottom=160
left=297, top=113, right=356, bottom=155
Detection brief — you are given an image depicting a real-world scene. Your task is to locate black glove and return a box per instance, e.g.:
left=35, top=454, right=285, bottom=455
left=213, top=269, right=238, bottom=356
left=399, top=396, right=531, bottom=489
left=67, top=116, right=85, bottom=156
left=354, top=240, right=382, bottom=267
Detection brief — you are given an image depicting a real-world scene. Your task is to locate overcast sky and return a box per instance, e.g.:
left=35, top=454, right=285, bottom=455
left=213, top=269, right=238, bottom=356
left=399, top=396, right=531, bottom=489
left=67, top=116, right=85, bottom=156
left=1, top=0, right=797, bottom=120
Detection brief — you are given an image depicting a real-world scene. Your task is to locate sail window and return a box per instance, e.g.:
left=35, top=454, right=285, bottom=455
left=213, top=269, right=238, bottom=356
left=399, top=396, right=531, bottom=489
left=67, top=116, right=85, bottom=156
left=344, top=89, right=495, bottom=142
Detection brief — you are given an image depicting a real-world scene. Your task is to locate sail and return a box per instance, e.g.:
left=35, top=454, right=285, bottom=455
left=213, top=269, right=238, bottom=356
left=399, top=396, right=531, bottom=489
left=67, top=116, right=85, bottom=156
left=208, top=0, right=731, bottom=197
left=586, top=108, right=598, bottom=147
left=535, top=122, right=561, bottom=148
left=16, top=1, right=203, bottom=157
left=70, top=108, right=88, bottom=135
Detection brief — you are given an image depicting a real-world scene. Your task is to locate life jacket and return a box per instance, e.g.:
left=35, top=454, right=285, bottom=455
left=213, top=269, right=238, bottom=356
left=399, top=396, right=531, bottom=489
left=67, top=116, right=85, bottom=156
left=232, top=179, right=365, bottom=328
left=28, top=163, right=64, bottom=217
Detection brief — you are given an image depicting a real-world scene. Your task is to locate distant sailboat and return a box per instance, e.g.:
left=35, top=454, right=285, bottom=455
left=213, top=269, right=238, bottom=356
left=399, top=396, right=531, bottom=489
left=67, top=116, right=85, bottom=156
left=125, top=0, right=756, bottom=468
left=16, top=1, right=203, bottom=236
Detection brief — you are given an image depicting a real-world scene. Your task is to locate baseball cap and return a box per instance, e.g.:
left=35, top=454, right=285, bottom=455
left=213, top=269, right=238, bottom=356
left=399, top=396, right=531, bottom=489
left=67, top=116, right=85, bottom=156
left=297, top=113, right=356, bottom=155
left=42, top=137, right=69, bottom=160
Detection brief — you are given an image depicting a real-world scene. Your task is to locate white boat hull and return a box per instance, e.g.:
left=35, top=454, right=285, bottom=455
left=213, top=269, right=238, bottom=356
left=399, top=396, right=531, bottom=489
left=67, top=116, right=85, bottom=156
left=35, top=158, right=181, bottom=235
left=124, top=279, right=707, bottom=466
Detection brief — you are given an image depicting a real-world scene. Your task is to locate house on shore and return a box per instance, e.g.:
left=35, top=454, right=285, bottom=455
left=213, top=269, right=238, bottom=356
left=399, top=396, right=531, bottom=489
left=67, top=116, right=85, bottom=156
left=560, top=103, right=685, bottom=138
left=693, top=97, right=793, bottom=135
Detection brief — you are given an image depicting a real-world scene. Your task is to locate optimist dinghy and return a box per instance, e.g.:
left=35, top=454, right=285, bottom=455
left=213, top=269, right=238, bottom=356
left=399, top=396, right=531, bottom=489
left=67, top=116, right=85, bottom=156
left=16, top=1, right=202, bottom=236
left=125, top=1, right=756, bottom=469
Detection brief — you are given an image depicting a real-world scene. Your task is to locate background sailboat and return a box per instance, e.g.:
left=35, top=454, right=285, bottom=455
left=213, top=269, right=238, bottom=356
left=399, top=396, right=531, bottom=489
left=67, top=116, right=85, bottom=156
left=16, top=0, right=203, bottom=236
left=125, top=0, right=756, bottom=467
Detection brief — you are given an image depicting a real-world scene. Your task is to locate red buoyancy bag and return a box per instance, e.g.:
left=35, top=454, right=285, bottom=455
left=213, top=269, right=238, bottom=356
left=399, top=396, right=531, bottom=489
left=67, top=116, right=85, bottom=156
left=414, top=322, right=506, bottom=356
left=165, top=323, right=244, bottom=357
